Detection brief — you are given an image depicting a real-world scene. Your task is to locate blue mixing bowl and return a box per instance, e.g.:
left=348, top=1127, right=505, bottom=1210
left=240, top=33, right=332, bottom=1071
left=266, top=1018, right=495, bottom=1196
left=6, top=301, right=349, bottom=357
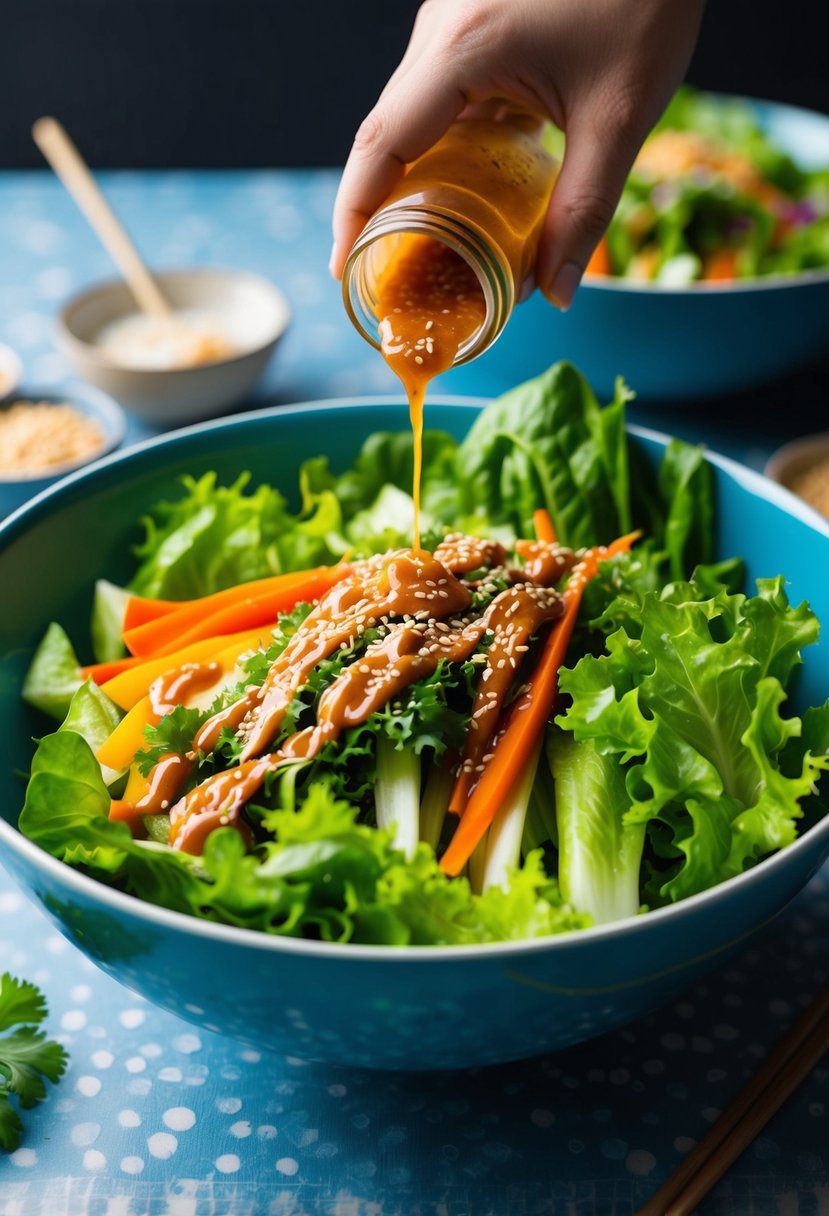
left=449, top=98, right=829, bottom=403
left=1, top=399, right=827, bottom=1069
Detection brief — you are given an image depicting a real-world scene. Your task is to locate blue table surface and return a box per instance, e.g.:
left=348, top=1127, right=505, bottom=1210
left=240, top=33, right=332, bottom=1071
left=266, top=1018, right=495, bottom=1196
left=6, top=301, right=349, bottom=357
left=1, top=169, right=827, bottom=1215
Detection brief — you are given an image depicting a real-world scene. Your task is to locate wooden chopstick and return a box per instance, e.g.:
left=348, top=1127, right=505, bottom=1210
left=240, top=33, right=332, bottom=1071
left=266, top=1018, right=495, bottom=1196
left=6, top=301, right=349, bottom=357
left=635, top=986, right=829, bottom=1216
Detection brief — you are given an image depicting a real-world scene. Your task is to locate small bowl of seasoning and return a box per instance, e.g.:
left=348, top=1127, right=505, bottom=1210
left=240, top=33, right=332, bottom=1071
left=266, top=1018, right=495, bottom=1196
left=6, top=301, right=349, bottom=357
left=0, top=384, right=126, bottom=518
left=765, top=433, right=829, bottom=521
left=57, top=268, right=291, bottom=426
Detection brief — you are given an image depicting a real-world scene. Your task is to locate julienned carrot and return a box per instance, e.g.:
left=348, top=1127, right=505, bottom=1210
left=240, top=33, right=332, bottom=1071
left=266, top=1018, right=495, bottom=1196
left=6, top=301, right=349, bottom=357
left=123, top=565, right=349, bottom=659
left=532, top=508, right=557, bottom=545
left=122, top=596, right=180, bottom=632
left=447, top=505, right=556, bottom=815
left=122, top=566, right=350, bottom=637
left=439, top=532, right=639, bottom=877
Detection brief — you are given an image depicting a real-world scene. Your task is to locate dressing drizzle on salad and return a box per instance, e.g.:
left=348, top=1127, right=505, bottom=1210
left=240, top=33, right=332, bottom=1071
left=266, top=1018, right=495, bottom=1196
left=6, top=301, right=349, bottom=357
left=112, top=537, right=573, bottom=856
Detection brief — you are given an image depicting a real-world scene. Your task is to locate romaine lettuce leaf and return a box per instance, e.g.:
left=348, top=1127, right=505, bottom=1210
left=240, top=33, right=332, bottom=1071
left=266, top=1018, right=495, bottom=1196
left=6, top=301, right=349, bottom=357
left=59, top=681, right=125, bottom=788
left=547, top=729, right=645, bottom=924
left=454, top=362, right=634, bottom=547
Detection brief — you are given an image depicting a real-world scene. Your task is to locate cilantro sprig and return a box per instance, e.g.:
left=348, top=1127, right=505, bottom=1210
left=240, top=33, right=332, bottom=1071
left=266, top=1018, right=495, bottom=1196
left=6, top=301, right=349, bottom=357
left=0, top=973, right=68, bottom=1151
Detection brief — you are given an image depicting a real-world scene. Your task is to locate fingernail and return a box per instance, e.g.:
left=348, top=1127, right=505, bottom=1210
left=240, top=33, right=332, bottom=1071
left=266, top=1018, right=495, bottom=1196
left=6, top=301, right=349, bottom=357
left=544, top=261, right=582, bottom=312
left=328, top=241, right=340, bottom=279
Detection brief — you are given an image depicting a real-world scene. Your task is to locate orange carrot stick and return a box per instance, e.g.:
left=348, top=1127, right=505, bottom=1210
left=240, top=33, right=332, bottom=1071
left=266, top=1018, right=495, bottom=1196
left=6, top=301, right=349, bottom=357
left=123, top=565, right=349, bottom=658
left=122, top=567, right=350, bottom=637
left=123, top=596, right=180, bottom=632
left=440, top=533, right=639, bottom=876
left=532, top=508, right=557, bottom=545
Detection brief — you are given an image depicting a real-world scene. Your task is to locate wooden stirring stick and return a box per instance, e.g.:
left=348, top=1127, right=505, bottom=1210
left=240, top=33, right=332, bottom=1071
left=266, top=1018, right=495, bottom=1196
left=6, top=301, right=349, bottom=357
left=636, top=986, right=829, bottom=1216
left=32, top=117, right=172, bottom=319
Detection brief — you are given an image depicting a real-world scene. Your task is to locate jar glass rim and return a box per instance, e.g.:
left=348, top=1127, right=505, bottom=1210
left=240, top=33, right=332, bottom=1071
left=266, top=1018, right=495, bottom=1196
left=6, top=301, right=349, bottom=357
left=342, top=206, right=514, bottom=366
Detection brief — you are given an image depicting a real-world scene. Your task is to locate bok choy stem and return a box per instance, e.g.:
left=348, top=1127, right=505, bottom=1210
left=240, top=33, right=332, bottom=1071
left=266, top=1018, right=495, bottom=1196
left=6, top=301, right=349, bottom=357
left=375, top=736, right=421, bottom=859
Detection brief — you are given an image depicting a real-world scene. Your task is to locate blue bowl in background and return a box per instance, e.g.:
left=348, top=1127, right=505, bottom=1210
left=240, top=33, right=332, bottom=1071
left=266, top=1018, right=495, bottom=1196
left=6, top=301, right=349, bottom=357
left=450, top=98, right=829, bottom=403
left=0, top=382, right=126, bottom=518
left=0, top=398, right=828, bottom=1070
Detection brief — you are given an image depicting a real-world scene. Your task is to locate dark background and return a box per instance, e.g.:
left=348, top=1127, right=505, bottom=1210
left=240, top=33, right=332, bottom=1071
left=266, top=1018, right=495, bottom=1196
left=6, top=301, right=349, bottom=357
left=1, top=0, right=827, bottom=169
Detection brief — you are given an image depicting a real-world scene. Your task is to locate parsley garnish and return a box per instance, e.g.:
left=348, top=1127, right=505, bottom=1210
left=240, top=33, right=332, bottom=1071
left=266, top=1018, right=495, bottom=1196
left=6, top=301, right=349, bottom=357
left=0, top=973, right=68, bottom=1151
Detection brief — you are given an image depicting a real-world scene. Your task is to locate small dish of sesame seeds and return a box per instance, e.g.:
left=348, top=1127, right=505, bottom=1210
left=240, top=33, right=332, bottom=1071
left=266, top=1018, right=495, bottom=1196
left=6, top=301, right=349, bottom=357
left=0, top=382, right=126, bottom=517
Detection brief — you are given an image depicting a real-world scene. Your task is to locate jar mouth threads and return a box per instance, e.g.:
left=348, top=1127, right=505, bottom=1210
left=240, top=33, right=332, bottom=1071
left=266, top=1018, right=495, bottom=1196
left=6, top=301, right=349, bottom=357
left=343, top=206, right=514, bottom=367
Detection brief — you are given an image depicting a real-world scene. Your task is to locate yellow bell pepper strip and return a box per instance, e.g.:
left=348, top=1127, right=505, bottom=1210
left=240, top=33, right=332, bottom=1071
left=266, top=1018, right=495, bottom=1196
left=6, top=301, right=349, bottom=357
left=96, top=621, right=284, bottom=772
left=100, top=626, right=271, bottom=711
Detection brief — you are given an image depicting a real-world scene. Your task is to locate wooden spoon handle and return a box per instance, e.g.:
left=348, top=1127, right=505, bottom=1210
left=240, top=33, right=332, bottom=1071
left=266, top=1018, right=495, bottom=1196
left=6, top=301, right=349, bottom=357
left=32, top=116, right=171, bottom=318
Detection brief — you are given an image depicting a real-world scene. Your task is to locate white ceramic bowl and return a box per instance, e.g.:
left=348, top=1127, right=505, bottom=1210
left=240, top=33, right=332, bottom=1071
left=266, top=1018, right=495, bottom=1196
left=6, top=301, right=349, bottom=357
left=0, top=343, right=23, bottom=400
left=57, top=267, right=291, bottom=425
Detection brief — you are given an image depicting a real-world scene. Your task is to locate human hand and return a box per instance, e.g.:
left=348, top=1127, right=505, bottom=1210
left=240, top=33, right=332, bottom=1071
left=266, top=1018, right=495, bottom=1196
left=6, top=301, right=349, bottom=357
left=331, top=0, right=705, bottom=308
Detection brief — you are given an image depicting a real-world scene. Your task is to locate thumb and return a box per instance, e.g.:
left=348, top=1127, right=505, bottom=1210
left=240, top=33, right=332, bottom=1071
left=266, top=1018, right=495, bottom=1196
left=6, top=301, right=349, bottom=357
left=536, top=112, right=642, bottom=309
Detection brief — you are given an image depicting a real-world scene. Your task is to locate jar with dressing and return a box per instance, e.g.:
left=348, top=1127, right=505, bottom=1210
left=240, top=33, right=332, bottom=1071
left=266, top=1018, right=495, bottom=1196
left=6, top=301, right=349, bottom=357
left=342, top=113, right=558, bottom=551
left=342, top=114, right=559, bottom=376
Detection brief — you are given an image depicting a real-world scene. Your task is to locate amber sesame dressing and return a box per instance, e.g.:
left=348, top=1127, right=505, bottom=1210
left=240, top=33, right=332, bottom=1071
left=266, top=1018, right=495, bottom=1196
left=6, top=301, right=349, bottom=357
left=110, top=535, right=576, bottom=856
left=375, top=236, right=486, bottom=550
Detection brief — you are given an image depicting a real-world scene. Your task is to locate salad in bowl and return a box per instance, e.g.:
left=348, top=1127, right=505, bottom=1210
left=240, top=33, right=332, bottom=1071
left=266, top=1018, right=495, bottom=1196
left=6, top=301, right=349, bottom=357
left=17, top=362, right=829, bottom=949
left=581, top=86, right=829, bottom=286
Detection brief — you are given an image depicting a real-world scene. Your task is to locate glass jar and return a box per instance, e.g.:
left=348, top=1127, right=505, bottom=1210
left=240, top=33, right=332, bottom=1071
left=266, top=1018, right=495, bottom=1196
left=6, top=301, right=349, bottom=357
left=342, top=116, right=559, bottom=366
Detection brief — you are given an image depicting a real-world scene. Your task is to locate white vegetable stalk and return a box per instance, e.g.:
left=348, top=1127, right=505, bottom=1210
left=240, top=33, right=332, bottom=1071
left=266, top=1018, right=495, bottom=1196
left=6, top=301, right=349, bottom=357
left=551, top=731, right=646, bottom=925
left=481, top=737, right=544, bottom=893
left=419, top=759, right=454, bottom=851
left=374, top=736, right=421, bottom=860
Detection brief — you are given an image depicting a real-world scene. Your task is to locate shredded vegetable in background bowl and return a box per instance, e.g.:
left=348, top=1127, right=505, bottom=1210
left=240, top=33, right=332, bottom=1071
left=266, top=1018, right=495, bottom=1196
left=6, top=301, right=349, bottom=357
left=2, top=364, right=829, bottom=1067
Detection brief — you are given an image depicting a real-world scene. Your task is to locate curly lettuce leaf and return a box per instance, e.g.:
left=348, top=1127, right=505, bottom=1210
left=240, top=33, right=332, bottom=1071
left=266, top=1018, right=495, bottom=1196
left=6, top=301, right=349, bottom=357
left=130, top=472, right=344, bottom=600
left=557, top=576, right=829, bottom=902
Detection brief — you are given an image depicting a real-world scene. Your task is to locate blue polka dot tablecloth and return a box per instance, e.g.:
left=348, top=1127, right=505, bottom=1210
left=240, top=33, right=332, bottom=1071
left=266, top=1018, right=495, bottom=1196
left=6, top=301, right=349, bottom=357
left=1, top=169, right=828, bottom=1215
